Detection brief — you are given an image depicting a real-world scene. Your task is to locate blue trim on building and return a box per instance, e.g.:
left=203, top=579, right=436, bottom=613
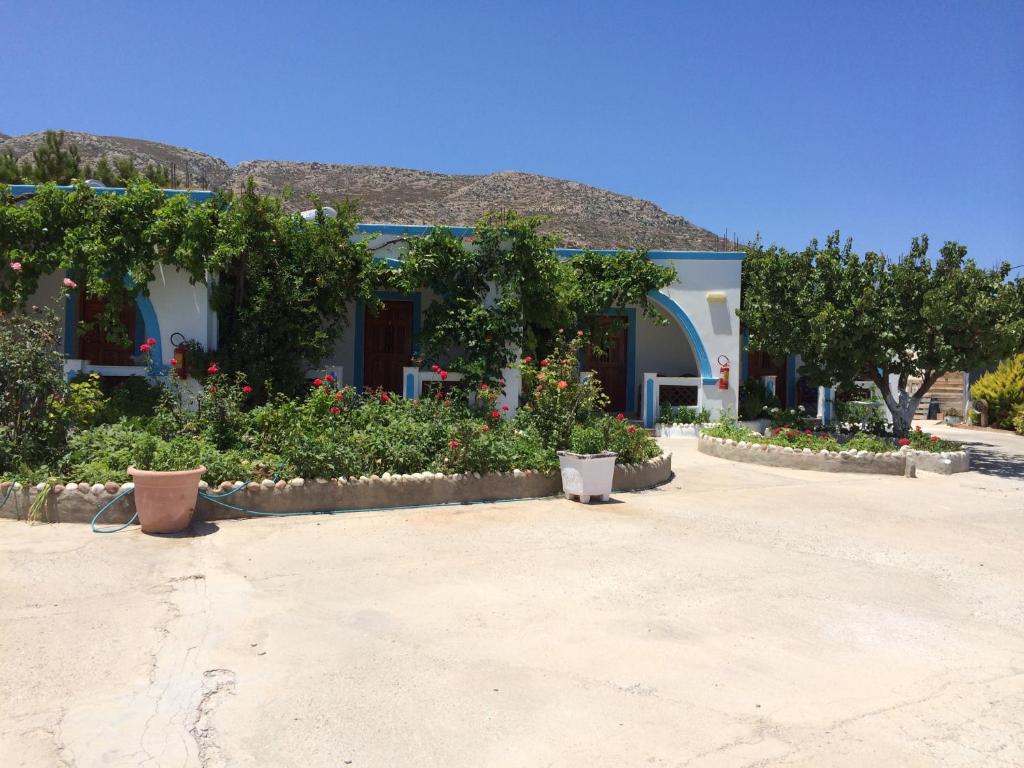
left=740, top=330, right=750, bottom=383
left=404, top=371, right=416, bottom=399
left=557, top=247, right=744, bottom=261
left=134, top=291, right=163, bottom=374
left=7, top=183, right=213, bottom=203
left=353, top=291, right=422, bottom=393
left=786, top=355, right=798, bottom=408
left=63, top=277, right=78, bottom=357
left=356, top=223, right=474, bottom=238
left=646, top=290, right=714, bottom=382
left=645, top=377, right=656, bottom=427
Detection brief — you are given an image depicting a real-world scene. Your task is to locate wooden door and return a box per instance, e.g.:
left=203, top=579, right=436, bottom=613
left=362, top=300, right=413, bottom=394
left=78, top=295, right=136, bottom=365
left=585, top=316, right=629, bottom=412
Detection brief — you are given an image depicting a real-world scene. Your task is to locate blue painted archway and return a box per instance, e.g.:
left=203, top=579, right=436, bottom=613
left=645, top=291, right=716, bottom=385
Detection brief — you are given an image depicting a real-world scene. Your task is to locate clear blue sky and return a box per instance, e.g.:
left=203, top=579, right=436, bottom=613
left=3, top=1, right=1021, bottom=267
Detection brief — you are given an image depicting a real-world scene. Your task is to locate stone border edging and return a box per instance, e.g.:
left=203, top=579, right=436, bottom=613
left=0, top=453, right=673, bottom=524
left=697, top=434, right=969, bottom=476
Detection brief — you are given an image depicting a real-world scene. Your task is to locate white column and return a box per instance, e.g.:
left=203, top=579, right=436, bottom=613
left=497, top=367, right=521, bottom=417
left=642, top=373, right=660, bottom=427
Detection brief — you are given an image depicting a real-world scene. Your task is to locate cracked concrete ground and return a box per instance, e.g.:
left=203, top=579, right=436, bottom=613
left=1, top=435, right=1022, bottom=767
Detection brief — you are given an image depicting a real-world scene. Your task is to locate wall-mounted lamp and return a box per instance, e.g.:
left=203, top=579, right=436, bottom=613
left=706, top=291, right=727, bottom=303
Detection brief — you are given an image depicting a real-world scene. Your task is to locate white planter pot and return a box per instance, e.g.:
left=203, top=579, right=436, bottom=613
left=655, top=423, right=705, bottom=439
left=557, top=451, right=617, bottom=503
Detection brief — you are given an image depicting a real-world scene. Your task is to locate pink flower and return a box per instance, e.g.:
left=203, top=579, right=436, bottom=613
left=522, top=356, right=533, bottom=364
left=168, top=357, right=177, bottom=366
left=146, top=337, right=156, bottom=346
left=577, top=330, right=584, bottom=337
left=334, top=391, right=343, bottom=401
left=9, top=261, right=21, bottom=271
left=616, top=413, right=625, bottom=421
left=431, top=364, right=440, bottom=372
left=325, top=374, right=335, bottom=383
left=62, top=277, right=77, bottom=289
left=312, top=378, right=323, bottom=387
left=448, top=439, right=461, bottom=448
left=898, top=438, right=910, bottom=446
left=501, top=405, right=509, bottom=411
left=242, top=385, right=253, bottom=394
left=139, top=343, right=151, bottom=353
left=207, top=363, right=219, bottom=374
left=557, top=380, right=568, bottom=390
left=330, top=406, right=340, bottom=415
left=930, top=435, right=940, bottom=442
left=540, top=359, right=549, bottom=367
left=480, top=383, right=489, bottom=391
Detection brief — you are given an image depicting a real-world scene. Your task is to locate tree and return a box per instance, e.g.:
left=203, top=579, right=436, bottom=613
left=27, top=130, right=82, bottom=184
left=740, top=232, right=1024, bottom=433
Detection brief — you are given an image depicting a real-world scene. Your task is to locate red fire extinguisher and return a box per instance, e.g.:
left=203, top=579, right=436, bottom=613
left=170, top=332, right=188, bottom=379
left=717, top=355, right=730, bottom=390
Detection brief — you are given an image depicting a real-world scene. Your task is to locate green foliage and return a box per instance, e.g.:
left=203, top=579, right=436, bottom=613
left=393, top=211, right=674, bottom=380
left=209, top=181, right=380, bottom=396
left=970, top=354, right=1024, bottom=429
left=1012, top=405, right=1024, bottom=436
left=517, top=331, right=608, bottom=450
left=0, top=299, right=68, bottom=472
left=834, top=397, right=887, bottom=433
left=658, top=404, right=711, bottom=424
left=738, top=377, right=780, bottom=420
left=60, top=374, right=109, bottom=430
left=740, top=232, right=1024, bottom=433
left=571, top=416, right=660, bottom=463
left=767, top=407, right=813, bottom=430
left=103, top=376, right=163, bottom=420
left=701, top=421, right=957, bottom=454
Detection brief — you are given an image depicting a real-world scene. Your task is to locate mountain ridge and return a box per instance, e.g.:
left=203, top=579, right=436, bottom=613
left=1, top=130, right=738, bottom=251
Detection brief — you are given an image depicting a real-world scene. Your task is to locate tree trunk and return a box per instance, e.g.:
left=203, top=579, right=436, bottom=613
left=870, top=369, right=940, bottom=436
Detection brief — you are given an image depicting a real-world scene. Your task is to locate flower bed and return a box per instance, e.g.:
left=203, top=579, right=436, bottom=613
left=0, top=453, right=674, bottom=524
left=698, top=422, right=969, bottom=475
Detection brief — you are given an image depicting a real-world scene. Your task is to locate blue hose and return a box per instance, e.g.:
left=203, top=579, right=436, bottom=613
left=90, top=478, right=549, bottom=533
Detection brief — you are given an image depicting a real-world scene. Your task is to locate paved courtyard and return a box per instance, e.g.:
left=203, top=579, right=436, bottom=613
left=1, top=434, right=1022, bottom=767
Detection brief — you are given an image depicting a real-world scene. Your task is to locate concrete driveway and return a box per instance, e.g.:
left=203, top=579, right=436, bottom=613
left=1, top=439, right=1022, bottom=767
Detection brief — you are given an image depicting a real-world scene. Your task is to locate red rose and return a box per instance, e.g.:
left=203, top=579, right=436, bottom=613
left=146, top=337, right=156, bottom=346
left=330, top=406, right=340, bottom=415
left=139, top=343, right=151, bottom=353
left=448, top=439, right=461, bottom=448
left=628, top=426, right=637, bottom=433
left=242, top=385, right=253, bottom=394
left=522, top=356, right=533, bottom=364
left=439, top=371, right=448, bottom=381
left=491, top=410, right=500, bottom=419
left=325, top=374, right=335, bottom=383
left=480, top=383, right=488, bottom=391
left=207, top=363, right=219, bottom=374
left=786, top=431, right=794, bottom=438
left=540, top=359, right=549, bottom=367
left=167, top=357, right=176, bottom=366
left=898, top=438, right=910, bottom=446
left=431, top=364, right=440, bottom=372
left=616, top=413, right=625, bottom=421
left=381, top=393, right=390, bottom=402
left=930, top=435, right=939, bottom=442
left=334, top=391, right=343, bottom=401
left=501, top=405, right=509, bottom=411
left=312, top=378, right=323, bottom=387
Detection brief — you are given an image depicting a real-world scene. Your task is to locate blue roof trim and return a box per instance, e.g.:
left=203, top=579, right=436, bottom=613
left=556, top=248, right=744, bottom=261
left=356, top=223, right=474, bottom=238
left=6, top=183, right=213, bottom=203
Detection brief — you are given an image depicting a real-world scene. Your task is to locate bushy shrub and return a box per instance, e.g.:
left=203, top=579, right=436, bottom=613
left=970, top=355, right=1024, bottom=429
left=738, top=377, right=780, bottom=420
left=658, top=404, right=711, bottom=424
left=701, top=421, right=958, bottom=454
left=0, top=300, right=68, bottom=472
left=518, top=330, right=607, bottom=450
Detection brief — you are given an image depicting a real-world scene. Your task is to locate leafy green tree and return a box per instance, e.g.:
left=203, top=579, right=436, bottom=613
left=0, top=151, right=24, bottom=184
left=740, top=232, right=1024, bottom=433
left=27, top=130, right=82, bottom=184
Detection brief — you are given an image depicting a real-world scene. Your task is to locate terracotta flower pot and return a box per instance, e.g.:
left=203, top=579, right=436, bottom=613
left=128, top=466, right=207, bottom=534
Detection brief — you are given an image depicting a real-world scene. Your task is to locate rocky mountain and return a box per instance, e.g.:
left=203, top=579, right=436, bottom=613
left=1, top=130, right=737, bottom=251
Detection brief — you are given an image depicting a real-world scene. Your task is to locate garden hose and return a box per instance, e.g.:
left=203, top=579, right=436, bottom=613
left=88, top=475, right=668, bottom=534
